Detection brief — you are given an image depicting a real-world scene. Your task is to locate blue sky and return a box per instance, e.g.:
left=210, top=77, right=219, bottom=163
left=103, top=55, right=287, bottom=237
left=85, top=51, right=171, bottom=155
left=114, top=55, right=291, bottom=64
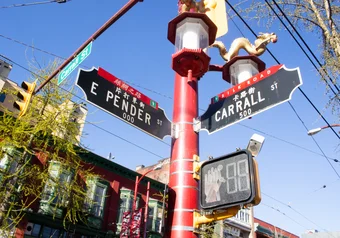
left=1, top=0, right=339, bottom=235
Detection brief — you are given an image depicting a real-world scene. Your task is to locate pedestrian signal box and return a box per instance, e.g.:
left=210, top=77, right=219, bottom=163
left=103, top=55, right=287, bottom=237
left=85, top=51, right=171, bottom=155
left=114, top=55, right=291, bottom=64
left=200, top=150, right=259, bottom=210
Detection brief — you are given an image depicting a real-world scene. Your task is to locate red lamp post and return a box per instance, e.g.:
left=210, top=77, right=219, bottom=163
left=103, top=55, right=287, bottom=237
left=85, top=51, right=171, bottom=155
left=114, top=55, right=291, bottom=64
left=166, top=12, right=217, bottom=238
left=143, top=181, right=150, bottom=238
left=129, top=165, right=162, bottom=237
left=132, top=164, right=163, bottom=212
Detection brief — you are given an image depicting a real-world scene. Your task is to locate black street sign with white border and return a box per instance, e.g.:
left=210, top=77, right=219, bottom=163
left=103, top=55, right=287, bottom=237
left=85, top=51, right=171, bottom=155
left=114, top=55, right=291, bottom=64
left=76, top=67, right=172, bottom=140
left=197, top=65, right=302, bottom=134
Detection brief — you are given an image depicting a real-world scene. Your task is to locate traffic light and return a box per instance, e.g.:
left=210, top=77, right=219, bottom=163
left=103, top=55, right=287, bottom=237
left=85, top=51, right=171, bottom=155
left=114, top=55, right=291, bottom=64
left=13, top=80, right=36, bottom=119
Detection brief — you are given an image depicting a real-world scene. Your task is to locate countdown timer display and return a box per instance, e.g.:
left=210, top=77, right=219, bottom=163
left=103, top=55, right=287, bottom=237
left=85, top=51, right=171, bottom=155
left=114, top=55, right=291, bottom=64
left=200, top=150, right=256, bottom=210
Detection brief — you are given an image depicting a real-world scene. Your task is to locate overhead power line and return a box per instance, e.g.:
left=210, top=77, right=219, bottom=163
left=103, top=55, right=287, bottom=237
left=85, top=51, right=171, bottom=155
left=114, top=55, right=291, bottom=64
left=267, top=0, right=340, bottom=93
left=1, top=43, right=337, bottom=237
left=0, top=34, right=63, bottom=59
left=87, top=122, right=167, bottom=159
left=260, top=202, right=308, bottom=230
left=237, top=123, right=339, bottom=164
left=4, top=51, right=338, bottom=170
left=226, top=1, right=340, bottom=141
left=0, top=54, right=170, bottom=159
left=261, top=202, right=337, bottom=238
left=226, top=1, right=340, bottom=180
left=0, top=33, right=173, bottom=100
left=0, top=36, right=339, bottom=164
left=0, top=0, right=68, bottom=9
left=287, top=101, right=340, bottom=178
left=262, top=193, right=334, bottom=235
left=226, top=18, right=339, bottom=164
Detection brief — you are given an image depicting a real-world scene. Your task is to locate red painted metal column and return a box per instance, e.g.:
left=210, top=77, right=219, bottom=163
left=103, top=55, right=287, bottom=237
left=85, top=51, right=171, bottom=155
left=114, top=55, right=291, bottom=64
left=143, top=181, right=150, bottom=238
left=167, top=69, right=199, bottom=238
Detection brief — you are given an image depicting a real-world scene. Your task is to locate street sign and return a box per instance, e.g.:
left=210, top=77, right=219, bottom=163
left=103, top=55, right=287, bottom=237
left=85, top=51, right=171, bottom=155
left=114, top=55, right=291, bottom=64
left=58, top=42, right=92, bottom=85
left=200, top=150, right=256, bottom=210
left=197, top=65, right=302, bottom=134
left=76, top=67, right=171, bottom=140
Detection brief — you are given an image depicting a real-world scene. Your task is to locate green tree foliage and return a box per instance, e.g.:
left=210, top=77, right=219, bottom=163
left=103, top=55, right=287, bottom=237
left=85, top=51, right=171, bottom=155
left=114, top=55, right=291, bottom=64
left=0, top=60, right=97, bottom=236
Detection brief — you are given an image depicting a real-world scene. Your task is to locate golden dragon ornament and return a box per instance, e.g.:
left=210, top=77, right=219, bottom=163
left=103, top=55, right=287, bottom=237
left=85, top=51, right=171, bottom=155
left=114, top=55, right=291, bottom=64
left=177, top=0, right=217, bottom=14
left=211, top=33, right=278, bottom=62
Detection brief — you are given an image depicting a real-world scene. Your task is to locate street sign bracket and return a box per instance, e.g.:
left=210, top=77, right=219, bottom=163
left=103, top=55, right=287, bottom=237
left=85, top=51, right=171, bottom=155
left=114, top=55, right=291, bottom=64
left=171, top=123, right=180, bottom=139
left=171, top=120, right=197, bottom=139
left=193, top=118, right=201, bottom=132
left=193, top=206, right=240, bottom=229
left=193, top=154, right=203, bottom=180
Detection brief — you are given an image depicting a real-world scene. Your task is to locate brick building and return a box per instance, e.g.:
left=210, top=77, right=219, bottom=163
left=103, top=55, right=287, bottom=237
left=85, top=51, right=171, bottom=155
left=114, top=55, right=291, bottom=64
left=254, top=218, right=299, bottom=238
left=0, top=146, right=166, bottom=238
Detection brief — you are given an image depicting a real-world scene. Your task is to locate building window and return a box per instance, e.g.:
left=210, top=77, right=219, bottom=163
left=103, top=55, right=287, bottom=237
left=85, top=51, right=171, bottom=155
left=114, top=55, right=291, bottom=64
left=0, top=152, right=9, bottom=170
left=0, top=93, right=6, bottom=103
left=41, top=226, right=60, bottom=238
left=31, top=223, right=41, bottom=236
left=147, top=199, right=163, bottom=233
left=24, top=222, right=41, bottom=237
left=41, top=161, right=73, bottom=206
left=26, top=224, right=61, bottom=238
left=25, top=222, right=94, bottom=238
left=84, top=177, right=108, bottom=218
left=116, top=188, right=140, bottom=232
left=0, top=147, right=21, bottom=180
left=233, top=208, right=250, bottom=224
left=240, top=211, right=244, bottom=221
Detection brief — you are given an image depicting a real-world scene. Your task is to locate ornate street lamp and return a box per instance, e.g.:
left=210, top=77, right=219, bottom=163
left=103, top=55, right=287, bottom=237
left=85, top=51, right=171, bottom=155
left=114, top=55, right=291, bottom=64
left=223, top=55, right=266, bottom=85
left=166, top=11, right=217, bottom=238
left=168, top=12, right=217, bottom=78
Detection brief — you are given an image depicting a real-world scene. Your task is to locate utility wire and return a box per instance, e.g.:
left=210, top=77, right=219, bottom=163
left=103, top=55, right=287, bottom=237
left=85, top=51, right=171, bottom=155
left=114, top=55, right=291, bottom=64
left=0, top=34, right=172, bottom=100
left=268, top=0, right=340, bottom=92
left=308, top=179, right=340, bottom=194
left=0, top=37, right=339, bottom=164
left=0, top=34, right=63, bottom=59
left=237, top=123, right=339, bottom=164
left=226, top=1, right=340, bottom=141
left=260, top=202, right=309, bottom=230
left=258, top=1, right=340, bottom=178
left=0, top=0, right=67, bottom=9
left=288, top=101, right=340, bottom=178
left=2, top=32, right=339, bottom=162
left=228, top=17, right=339, bottom=165
left=2, top=43, right=337, bottom=237
left=86, top=122, right=166, bottom=159
left=262, top=193, right=333, bottom=234
left=0, top=54, right=170, bottom=159
left=226, top=1, right=340, bottom=180
left=3, top=55, right=340, bottom=214
left=201, top=18, right=339, bottom=163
